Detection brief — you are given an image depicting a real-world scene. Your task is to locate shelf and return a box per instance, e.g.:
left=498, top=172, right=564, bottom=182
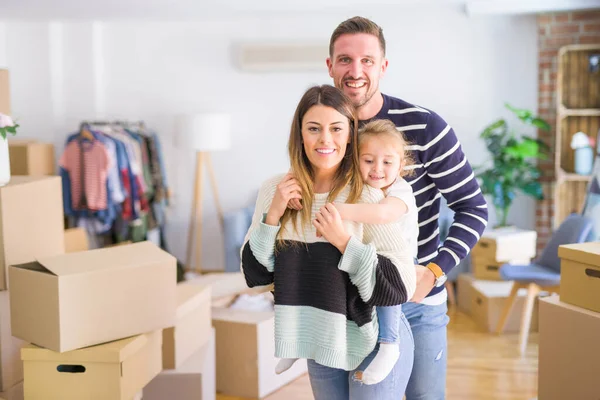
left=559, top=106, right=600, bottom=117
left=558, top=171, right=593, bottom=182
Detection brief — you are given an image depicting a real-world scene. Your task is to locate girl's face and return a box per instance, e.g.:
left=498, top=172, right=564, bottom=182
left=359, top=135, right=404, bottom=190
left=301, top=105, right=351, bottom=176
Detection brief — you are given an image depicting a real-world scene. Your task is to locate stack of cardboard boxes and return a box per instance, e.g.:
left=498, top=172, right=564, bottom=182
left=537, top=243, right=600, bottom=399
left=0, top=69, right=217, bottom=400
left=457, top=227, right=539, bottom=333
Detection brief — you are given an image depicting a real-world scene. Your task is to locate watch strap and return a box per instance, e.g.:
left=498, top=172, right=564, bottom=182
left=426, top=262, right=444, bottom=279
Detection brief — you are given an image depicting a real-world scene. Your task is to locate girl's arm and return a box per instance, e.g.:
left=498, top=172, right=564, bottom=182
left=336, top=178, right=416, bottom=224
left=334, top=196, right=408, bottom=224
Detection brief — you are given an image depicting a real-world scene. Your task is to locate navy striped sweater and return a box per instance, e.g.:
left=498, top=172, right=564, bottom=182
left=365, top=94, right=489, bottom=297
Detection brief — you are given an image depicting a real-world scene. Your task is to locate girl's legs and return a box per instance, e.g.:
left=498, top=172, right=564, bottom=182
left=356, top=305, right=402, bottom=384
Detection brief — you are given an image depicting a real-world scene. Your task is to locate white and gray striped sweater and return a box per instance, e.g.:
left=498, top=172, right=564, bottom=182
left=242, top=175, right=416, bottom=370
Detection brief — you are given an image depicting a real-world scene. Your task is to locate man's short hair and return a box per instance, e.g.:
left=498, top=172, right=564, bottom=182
left=329, top=16, right=386, bottom=57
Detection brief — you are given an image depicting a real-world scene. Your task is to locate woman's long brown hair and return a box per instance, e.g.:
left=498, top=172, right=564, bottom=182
left=278, top=84, right=363, bottom=243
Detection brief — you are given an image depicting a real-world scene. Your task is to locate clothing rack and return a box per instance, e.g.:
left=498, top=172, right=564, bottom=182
left=59, top=119, right=170, bottom=250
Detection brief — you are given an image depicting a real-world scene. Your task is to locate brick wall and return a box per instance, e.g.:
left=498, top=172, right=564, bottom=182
left=535, top=10, right=600, bottom=253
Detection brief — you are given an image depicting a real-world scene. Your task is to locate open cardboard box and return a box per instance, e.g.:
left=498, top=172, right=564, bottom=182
left=9, top=241, right=176, bottom=353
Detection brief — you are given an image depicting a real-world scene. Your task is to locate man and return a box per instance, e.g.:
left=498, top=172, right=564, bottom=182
left=326, top=17, right=488, bottom=399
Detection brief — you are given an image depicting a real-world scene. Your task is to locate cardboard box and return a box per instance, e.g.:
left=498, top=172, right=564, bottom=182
left=145, top=328, right=216, bottom=400
left=22, top=329, right=162, bottom=400
left=538, top=296, right=600, bottom=400
left=0, top=70, right=10, bottom=115
left=456, top=273, right=475, bottom=314
left=558, top=242, right=600, bottom=313
left=470, top=279, right=539, bottom=333
left=9, top=241, right=177, bottom=353
left=212, top=306, right=307, bottom=399
left=63, top=227, right=88, bottom=253
left=0, top=292, right=25, bottom=392
left=472, top=227, right=537, bottom=262
left=0, top=381, right=22, bottom=400
left=8, top=140, right=55, bottom=176
left=0, top=176, right=64, bottom=290
left=163, top=283, right=212, bottom=370
left=471, top=255, right=531, bottom=281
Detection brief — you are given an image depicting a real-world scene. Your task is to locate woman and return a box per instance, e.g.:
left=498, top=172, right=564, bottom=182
left=241, top=84, right=416, bottom=399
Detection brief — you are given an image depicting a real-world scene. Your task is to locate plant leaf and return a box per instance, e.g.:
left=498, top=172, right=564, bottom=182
left=521, top=181, right=544, bottom=200
left=531, top=118, right=551, bottom=131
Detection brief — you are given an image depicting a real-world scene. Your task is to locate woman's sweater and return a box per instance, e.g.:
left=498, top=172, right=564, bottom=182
left=241, top=174, right=417, bottom=371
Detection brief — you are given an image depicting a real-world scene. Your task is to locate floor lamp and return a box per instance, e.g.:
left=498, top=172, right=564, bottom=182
left=175, top=113, right=231, bottom=274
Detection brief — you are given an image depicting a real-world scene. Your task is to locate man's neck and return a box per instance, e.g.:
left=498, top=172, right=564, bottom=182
left=357, top=92, right=384, bottom=121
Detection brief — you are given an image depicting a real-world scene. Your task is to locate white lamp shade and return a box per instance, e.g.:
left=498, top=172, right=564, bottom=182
left=175, top=113, right=232, bottom=151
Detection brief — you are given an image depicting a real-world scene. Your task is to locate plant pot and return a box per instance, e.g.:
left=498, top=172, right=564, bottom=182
left=0, top=137, right=11, bottom=187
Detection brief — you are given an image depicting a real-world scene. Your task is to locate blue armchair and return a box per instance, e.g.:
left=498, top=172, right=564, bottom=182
left=495, top=214, right=594, bottom=355
left=223, top=205, right=254, bottom=273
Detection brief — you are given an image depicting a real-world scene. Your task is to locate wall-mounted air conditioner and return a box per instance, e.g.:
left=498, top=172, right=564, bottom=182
left=232, top=42, right=328, bottom=73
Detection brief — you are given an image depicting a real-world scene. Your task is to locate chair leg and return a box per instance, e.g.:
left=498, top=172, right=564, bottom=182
left=446, top=281, right=456, bottom=306
left=495, top=282, right=522, bottom=334
left=518, top=283, right=541, bottom=356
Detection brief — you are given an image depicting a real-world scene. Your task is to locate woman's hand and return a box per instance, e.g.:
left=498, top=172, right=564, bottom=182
left=313, top=203, right=351, bottom=253
left=266, top=173, right=302, bottom=226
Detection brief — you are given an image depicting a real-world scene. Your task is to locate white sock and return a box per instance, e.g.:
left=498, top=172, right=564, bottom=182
left=275, top=358, right=298, bottom=375
left=359, top=343, right=400, bottom=385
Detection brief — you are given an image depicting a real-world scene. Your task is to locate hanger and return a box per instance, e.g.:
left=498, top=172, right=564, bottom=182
left=79, top=122, right=94, bottom=141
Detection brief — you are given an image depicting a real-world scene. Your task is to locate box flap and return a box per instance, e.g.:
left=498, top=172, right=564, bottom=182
left=21, top=332, right=148, bottom=363
left=541, top=295, right=600, bottom=319
left=212, top=307, right=273, bottom=324
left=175, top=283, right=211, bottom=319
left=558, top=242, right=600, bottom=267
left=8, top=139, right=39, bottom=146
left=1, top=175, right=58, bottom=188
left=35, top=241, right=175, bottom=276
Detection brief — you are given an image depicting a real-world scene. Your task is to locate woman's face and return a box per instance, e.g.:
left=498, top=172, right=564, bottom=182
left=301, top=105, right=351, bottom=175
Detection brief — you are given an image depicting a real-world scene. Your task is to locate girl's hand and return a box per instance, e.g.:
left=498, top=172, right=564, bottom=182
left=313, top=203, right=350, bottom=253
left=266, top=173, right=302, bottom=225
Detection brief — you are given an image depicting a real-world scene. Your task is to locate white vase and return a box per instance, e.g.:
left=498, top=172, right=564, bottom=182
left=0, top=137, right=11, bottom=187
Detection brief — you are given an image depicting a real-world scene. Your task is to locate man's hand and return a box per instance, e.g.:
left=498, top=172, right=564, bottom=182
left=411, top=265, right=436, bottom=303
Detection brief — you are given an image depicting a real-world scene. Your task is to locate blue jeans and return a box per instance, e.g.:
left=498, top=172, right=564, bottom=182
left=403, top=301, right=450, bottom=400
left=377, top=305, right=400, bottom=343
left=307, top=310, right=414, bottom=399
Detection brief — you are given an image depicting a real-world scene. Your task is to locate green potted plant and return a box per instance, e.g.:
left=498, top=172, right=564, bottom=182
left=0, top=113, right=19, bottom=187
left=475, top=103, right=550, bottom=228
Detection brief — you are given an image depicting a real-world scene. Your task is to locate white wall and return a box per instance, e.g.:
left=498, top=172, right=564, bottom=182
left=0, top=5, right=539, bottom=270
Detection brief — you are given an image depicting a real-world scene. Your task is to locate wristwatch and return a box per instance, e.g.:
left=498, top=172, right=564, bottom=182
left=426, top=262, right=447, bottom=287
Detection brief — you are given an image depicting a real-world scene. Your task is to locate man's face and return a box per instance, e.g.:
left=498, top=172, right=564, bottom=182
left=327, top=33, right=388, bottom=110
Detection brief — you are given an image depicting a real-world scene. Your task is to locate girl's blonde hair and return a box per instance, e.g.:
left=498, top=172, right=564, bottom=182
left=279, top=85, right=363, bottom=243
left=358, top=119, right=415, bottom=177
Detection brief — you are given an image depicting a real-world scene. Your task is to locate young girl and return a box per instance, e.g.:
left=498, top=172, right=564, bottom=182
left=279, top=118, right=417, bottom=385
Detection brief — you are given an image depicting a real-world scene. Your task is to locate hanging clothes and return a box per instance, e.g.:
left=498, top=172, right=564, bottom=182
left=58, top=121, right=170, bottom=248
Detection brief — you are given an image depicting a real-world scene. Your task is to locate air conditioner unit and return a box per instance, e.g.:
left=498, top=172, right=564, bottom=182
left=232, top=42, right=329, bottom=72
